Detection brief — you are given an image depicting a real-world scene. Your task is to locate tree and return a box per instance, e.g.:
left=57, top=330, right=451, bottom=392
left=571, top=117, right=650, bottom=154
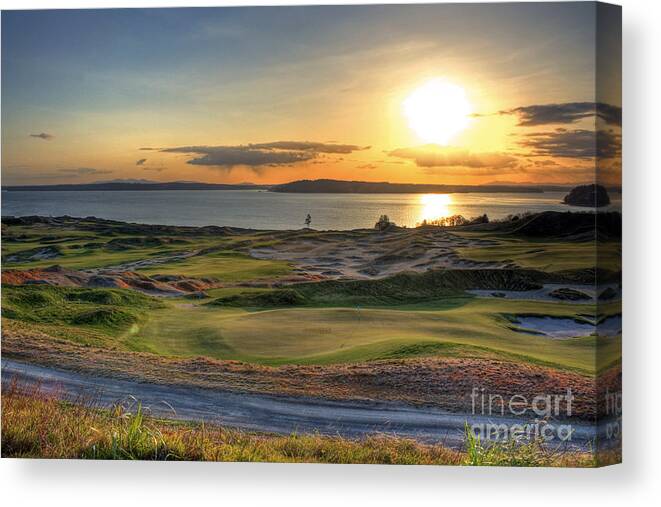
left=375, top=214, right=394, bottom=231
left=416, top=214, right=468, bottom=227
left=469, top=214, right=489, bottom=225
left=304, top=214, right=312, bottom=228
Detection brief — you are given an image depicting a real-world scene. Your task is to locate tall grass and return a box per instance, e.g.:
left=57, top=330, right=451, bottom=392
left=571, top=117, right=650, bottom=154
left=1, top=382, right=597, bottom=466
left=1, top=381, right=462, bottom=464
left=463, top=423, right=572, bottom=467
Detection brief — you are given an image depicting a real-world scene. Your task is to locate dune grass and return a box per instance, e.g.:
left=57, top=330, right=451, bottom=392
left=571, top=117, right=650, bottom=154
left=2, top=234, right=196, bottom=271
left=199, top=286, right=276, bottom=300
left=135, top=251, right=292, bottom=283
left=2, top=222, right=273, bottom=276
left=4, top=239, right=290, bottom=285
left=1, top=382, right=596, bottom=466
left=1, top=285, right=163, bottom=348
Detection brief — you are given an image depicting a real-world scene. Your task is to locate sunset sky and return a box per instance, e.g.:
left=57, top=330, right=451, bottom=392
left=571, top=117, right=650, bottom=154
left=1, top=3, right=621, bottom=186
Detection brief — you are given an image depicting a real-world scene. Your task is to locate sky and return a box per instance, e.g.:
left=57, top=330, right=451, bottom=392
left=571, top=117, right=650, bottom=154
left=1, top=3, right=621, bottom=186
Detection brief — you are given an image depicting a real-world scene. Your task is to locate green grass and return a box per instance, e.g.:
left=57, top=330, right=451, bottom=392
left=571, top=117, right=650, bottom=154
left=2, top=383, right=601, bottom=465
left=126, top=297, right=616, bottom=373
left=454, top=233, right=621, bottom=272
left=2, top=236, right=193, bottom=270
left=204, top=272, right=473, bottom=308
left=293, top=272, right=462, bottom=306
left=301, top=269, right=544, bottom=304
left=206, top=288, right=306, bottom=307
left=202, top=286, right=276, bottom=300
left=2, top=222, right=247, bottom=273
left=3, top=225, right=291, bottom=283
left=3, top=220, right=621, bottom=376
left=136, top=251, right=292, bottom=283
left=3, top=284, right=618, bottom=373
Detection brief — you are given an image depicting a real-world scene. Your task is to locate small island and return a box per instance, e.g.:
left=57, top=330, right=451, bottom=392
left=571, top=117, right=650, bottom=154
left=563, top=184, right=611, bottom=207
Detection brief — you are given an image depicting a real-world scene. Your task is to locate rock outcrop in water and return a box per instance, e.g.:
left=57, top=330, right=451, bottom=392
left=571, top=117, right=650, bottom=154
left=562, top=184, right=611, bottom=207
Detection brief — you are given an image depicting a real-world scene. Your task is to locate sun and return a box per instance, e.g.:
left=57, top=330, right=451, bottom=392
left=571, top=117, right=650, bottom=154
left=403, top=79, right=472, bottom=145
left=420, top=193, right=452, bottom=222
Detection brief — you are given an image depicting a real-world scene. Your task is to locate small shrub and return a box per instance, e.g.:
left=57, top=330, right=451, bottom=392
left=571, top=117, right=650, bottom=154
left=207, top=289, right=306, bottom=308
left=375, top=215, right=395, bottom=231
left=469, top=214, right=489, bottom=225
left=5, top=287, right=57, bottom=307
left=66, top=289, right=125, bottom=305
left=416, top=215, right=469, bottom=227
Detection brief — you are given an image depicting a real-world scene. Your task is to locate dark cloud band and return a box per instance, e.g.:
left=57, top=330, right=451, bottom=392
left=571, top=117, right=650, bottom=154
left=29, top=132, right=54, bottom=140
left=161, top=141, right=369, bottom=169
left=519, top=128, right=621, bottom=159
left=56, top=167, right=112, bottom=176
left=501, top=102, right=621, bottom=127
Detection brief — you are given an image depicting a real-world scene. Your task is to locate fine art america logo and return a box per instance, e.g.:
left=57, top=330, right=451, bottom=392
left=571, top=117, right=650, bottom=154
left=469, top=388, right=575, bottom=442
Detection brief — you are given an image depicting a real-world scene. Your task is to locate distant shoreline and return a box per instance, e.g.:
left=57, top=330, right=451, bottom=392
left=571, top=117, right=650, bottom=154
left=1, top=182, right=272, bottom=192
left=2, top=179, right=623, bottom=194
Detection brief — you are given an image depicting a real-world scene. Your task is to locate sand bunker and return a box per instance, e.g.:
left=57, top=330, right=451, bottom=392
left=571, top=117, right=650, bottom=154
left=511, top=315, right=621, bottom=339
left=468, top=283, right=621, bottom=303
left=250, top=228, right=513, bottom=280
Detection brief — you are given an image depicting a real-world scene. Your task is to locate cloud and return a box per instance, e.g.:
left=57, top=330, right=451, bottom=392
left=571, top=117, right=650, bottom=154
left=501, top=102, right=622, bottom=127
left=596, top=103, right=622, bottom=127
left=136, top=158, right=147, bottom=166
left=518, top=128, right=621, bottom=159
left=164, top=146, right=314, bottom=167
left=57, top=167, right=112, bottom=176
left=532, top=159, right=559, bottom=167
left=139, top=147, right=158, bottom=151
left=388, top=145, right=518, bottom=169
left=161, top=141, right=369, bottom=170
left=29, top=132, right=54, bottom=141
left=251, top=141, right=369, bottom=154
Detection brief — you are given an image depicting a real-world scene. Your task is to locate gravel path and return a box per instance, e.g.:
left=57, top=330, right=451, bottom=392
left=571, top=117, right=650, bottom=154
left=2, top=358, right=598, bottom=450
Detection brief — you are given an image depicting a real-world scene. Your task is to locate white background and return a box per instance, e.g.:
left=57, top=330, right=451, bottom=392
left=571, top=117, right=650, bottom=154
left=0, top=0, right=659, bottom=505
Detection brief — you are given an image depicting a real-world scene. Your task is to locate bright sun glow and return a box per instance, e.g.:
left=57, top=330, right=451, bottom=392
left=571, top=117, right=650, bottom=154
left=420, top=193, right=452, bottom=222
left=404, top=79, right=472, bottom=145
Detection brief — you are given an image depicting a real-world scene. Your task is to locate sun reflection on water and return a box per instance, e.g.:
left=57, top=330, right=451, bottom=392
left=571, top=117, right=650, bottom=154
left=419, top=194, right=453, bottom=224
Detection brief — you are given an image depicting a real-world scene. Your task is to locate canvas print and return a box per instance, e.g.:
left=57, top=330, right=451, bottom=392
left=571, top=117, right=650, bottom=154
left=1, top=2, right=621, bottom=466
